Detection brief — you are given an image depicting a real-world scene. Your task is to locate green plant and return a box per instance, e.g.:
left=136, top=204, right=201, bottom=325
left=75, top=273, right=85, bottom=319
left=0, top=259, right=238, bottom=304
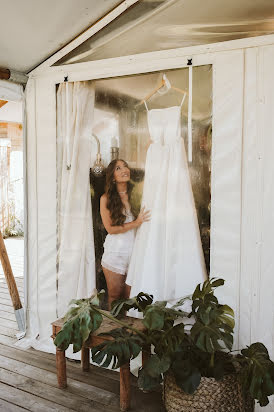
left=3, top=200, right=24, bottom=238
left=54, top=279, right=274, bottom=407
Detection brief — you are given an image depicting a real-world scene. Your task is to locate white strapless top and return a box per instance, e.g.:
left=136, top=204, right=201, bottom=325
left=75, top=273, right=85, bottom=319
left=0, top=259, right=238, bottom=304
left=103, top=209, right=136, bottom=256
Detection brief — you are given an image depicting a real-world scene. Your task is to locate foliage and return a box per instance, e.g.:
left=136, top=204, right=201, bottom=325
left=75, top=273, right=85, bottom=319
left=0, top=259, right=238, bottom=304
left=190, top=278, right=234, bottom=353
left=237, top=343, right=274, bottom=406
left=91, top=328, right=143, bottom=369
left=111, top=292, right=153, bottom=317
left=3, top=215, right=24, bottom=237
left=54, top=278, right=274, bottom=407
left=3, top=200, right=24, bottom=238
left=54, top=290, right=104, bottom=352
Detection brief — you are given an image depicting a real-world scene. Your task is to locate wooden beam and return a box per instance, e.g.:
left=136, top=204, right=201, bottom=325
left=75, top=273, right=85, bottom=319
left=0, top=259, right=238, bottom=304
left=0, top=68, right=10, bottom=80
left=0, top=68, right=27, bottom=84
left=0, top=100, right=8, bottom=109
left=0, top=230, right=22, bottom=311
left=32, top=32, right=274, bottom=83
left=28, top=0, right=141, bottom=75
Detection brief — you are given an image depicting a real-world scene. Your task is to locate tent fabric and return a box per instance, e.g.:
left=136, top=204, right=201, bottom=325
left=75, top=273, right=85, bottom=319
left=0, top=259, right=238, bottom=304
left=22, top=41, right=274, bottom=411
left=21, top=78, right=97, bottom=354
left=0, top=79, right=24, bottom=101
left=23, top=55, right=242, bottom=353
left=56, top=81, right=96, bottom=317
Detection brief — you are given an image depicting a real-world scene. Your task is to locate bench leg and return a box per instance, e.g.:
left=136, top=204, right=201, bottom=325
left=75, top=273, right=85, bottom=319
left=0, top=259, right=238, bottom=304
left=120, top=362, right=130, bottom=411
left=81, top=347, right=90, bottom=372
left=56, top=348, right=67, bottom=388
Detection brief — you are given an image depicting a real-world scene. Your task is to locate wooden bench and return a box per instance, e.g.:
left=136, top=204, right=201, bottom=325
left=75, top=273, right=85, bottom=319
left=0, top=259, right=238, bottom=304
left=52, top=314, right=148, bottom=411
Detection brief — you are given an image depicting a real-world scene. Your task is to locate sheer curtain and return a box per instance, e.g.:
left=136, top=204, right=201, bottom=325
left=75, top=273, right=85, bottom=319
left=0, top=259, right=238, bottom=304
left=57, top=81, right=96, bottom=316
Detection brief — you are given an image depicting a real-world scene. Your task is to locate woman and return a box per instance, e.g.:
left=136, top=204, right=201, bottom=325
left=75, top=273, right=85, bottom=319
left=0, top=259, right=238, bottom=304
left=100, top=159, right=150, bottom=309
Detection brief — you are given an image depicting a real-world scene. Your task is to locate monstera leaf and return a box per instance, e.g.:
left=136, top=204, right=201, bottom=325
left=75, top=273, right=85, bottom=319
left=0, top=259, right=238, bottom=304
left=91, top=328, right=143, bottom=369
left=144, top=354, right=171, bottom=377
left=239, top=343, right=274, bottom=406
left=138, top=368, right=162, bottom=391
left=190, top=307, right=234, bottom=353
left=151, top=323, right=186, bottom=356
left=192, top=278, right=225, bottom=301
left=143, top=301, right=189, bottom=331
left=111, top=292, right=153, bottom=317
left=190, top=278, right=234, bottom=353
left=137, top=354, right=171, bottom=390
left=54, top=290, right=104, bottom=352
left=171, top=358, right=201, bottom=394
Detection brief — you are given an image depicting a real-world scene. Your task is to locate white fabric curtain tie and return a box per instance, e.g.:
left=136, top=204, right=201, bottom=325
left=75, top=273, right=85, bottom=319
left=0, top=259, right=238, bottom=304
left=65, top=81, right=71, bottom=170
left=188, top=62, right=193, bottom=163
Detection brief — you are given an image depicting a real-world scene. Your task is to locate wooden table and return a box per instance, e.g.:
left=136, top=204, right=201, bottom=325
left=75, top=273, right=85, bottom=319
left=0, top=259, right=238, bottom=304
left=52, top=314, right=148, bottom=411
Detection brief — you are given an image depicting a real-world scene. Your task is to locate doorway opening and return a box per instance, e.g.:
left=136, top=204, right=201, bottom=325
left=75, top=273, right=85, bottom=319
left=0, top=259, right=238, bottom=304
left=0, top=99, right=24, bottom=339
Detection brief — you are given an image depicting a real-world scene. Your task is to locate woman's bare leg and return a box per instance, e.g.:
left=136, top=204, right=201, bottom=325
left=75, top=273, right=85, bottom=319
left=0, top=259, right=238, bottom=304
left=124, top=283, right=131, bottom=299
left=102, top=267, right=126, bottom=310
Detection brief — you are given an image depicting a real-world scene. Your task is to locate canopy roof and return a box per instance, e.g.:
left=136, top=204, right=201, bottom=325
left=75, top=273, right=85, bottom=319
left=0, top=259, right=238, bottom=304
left=56, top=0, right=274, bottom=66
left=0, top=0, right=121, bottom=73
left=1, top=0, right=274, bottom=74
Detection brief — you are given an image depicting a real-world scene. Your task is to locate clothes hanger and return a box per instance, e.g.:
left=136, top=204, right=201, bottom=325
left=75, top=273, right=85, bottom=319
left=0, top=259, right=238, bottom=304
left=137, top=74, right=188, bottom=107
left=136, top=68, right=193, bottom=164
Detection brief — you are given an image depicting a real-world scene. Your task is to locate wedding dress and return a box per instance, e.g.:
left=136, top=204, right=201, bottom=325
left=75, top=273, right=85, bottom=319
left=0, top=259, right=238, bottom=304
left=126, top=99, right=207, bottom=301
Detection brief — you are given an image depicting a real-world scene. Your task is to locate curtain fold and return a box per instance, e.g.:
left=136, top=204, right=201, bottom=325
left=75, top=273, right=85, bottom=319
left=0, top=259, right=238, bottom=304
left=57, top=81, right=96, bottom=317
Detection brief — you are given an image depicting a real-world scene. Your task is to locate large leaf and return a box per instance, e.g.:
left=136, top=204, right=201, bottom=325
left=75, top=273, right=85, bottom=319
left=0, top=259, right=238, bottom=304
left=91, top=328, right=142, bottom=369
left=137, top=354, right=171, bottom=391
left=171, top=358, right=201, bottom=394
left=143, top=306, right=165, bottom=330
left=152, top=323, right=186, bottom=356
left=54, top=291, right=104, bottom=352
left=111, top=292, right=153, bottom=317
left=143, top=354, right=171, bottom=378
left=190, top=318, right=233, bottom=353
left=143, top=303, right=189, bottom=331
left=138, top=368, right=162, bottom=391
left=239, top=342, right=274, bottom=406
left=190, top=278, right=234, bottom=353
left=192, top=278, right=224, bottom=301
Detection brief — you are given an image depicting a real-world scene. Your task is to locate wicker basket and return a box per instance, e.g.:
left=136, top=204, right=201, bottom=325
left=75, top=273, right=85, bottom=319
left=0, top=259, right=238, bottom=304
left=163, top=372, right=255, bottom=412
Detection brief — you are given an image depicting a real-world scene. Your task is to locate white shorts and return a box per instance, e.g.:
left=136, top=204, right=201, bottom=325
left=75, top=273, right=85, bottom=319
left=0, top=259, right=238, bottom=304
left=101, top=252, right=131, bottom=275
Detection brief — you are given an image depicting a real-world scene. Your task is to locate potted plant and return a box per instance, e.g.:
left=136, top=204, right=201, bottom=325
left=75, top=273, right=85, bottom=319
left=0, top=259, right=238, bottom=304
left=54, top=279, right=274, bottom=411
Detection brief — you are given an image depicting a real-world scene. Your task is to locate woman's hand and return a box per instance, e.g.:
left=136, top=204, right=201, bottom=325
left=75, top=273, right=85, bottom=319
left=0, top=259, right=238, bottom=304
left=135, top=207, right=151, bottom=227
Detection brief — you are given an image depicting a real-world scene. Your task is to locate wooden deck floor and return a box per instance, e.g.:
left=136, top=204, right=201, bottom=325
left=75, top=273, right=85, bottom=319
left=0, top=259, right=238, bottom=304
left=0, top=274, right=163, bottom=411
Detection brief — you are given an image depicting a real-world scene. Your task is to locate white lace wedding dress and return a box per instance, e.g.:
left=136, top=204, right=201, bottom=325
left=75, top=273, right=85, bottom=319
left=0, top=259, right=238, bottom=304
left=126, top=104, right=207, bottom=302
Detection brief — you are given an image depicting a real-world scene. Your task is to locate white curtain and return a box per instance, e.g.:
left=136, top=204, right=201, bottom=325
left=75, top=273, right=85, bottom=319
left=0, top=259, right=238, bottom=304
left=56, top=81, right=96, bottom=316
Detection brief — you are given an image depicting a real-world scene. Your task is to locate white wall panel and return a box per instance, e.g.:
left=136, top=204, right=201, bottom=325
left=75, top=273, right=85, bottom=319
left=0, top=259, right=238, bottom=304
left=240, top=45, right=274, bottom=411
left=211, top=50, right=244, bottom=349
left=239, top=48, right=260, bottom=349
left=257, top=45, right=274, bottom=362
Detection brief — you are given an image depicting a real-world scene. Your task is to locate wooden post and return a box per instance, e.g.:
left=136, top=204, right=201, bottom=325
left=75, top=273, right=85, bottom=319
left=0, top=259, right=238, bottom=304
left=81, top=346, right=90, bottom=372
left=0, top=68, right=10, bottom=80
left=0, top=100, right=8, bottom=109
left=0, top=230, right=22, bottom=310
left=120, top=362, right=130, bottom=411
left=56, top=348, right=67, bottom=388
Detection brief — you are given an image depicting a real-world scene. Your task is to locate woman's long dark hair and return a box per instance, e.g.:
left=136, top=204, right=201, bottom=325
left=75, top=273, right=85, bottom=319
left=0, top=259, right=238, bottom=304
left=105, top=159, right=136, bottom=226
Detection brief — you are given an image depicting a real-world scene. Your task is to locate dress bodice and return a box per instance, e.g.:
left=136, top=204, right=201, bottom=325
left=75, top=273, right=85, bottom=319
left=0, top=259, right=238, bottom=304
left=103, top=208, right=135, bottom=255
left=124, top=208, right=134, bottom=223
left=147, top=106, right=182, bottom=146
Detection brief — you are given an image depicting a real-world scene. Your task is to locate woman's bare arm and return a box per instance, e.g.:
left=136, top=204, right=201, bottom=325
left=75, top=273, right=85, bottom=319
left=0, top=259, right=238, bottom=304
left=100, top=194, right=150, bottom=235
